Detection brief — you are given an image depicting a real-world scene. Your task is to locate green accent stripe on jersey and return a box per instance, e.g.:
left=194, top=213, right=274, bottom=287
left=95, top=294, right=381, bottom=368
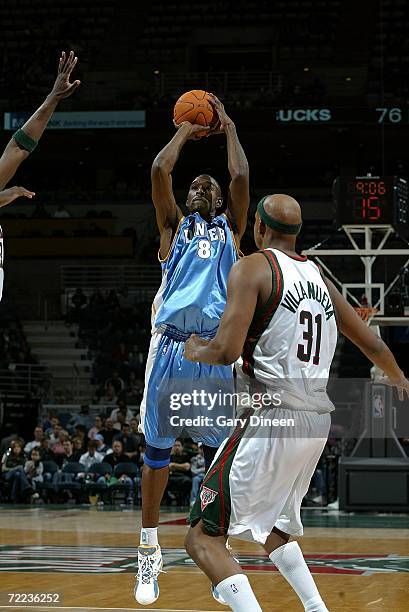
left=189, top=414, right=250, bottom=536
left=242, top=250, right=284, bottom=377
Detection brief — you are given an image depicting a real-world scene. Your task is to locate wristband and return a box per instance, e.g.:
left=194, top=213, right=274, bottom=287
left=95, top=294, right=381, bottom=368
left=12, top=129, right=38, bottom=153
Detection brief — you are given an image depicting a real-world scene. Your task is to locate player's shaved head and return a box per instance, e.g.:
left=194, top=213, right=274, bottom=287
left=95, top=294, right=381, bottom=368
left=254, top=193, right=302, bottom=250
left=262, top=194, right=302, bottom=225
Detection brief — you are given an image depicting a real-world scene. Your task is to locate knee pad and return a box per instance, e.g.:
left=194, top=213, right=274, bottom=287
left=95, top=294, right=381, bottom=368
left=144, top=444, right=172, bottom=469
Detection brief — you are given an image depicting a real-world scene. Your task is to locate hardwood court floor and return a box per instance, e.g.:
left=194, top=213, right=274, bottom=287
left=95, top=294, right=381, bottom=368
left=0, top=506, right=408, bottom=611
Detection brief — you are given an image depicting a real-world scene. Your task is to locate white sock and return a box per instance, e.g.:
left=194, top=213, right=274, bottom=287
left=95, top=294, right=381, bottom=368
left=216, top=574, right=262, bottom=612
left=140, top=527, right=158, bottom=546
left=269, top=542, right=328, bottom=612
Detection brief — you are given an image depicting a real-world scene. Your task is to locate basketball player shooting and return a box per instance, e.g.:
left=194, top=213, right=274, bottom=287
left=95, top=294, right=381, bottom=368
left=0, top=50, right=80, bottom=301
left=135, top=95, right=249, bottom=605
left=184, top=194, right=409, bottom=612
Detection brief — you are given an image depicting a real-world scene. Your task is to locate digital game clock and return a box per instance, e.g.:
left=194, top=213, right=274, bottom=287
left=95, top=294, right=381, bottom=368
left=333, top=176, right=408, bottom=233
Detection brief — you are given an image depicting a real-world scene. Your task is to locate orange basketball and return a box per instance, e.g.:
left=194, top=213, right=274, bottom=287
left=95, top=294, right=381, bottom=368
left=173, top=90, right=217, bottom=137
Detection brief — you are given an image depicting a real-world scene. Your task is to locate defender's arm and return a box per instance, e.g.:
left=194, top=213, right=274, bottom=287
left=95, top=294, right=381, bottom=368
left=0, top=51, right=80, bottom=191
left=184, top=256, right=261, bottom=365
left=325, top=276, right=409, bottom=399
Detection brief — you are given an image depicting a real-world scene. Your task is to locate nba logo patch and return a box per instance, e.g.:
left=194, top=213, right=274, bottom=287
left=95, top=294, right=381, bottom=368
left=231, top=584, right=239, bottom=594
left=200, top=486, right=218, bottom=511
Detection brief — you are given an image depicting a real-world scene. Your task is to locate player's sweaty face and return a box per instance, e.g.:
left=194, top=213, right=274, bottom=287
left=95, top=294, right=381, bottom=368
left=186, top=177, right=218, bottom=217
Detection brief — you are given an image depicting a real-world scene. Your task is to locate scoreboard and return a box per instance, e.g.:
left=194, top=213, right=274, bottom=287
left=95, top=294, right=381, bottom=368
left=333, top=176, right=408, bottom=231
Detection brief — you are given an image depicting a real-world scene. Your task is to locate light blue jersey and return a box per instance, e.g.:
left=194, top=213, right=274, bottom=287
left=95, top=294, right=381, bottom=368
left=153, top=212, right=238, bottom=335
left=140, top=211, right=238, bottom=449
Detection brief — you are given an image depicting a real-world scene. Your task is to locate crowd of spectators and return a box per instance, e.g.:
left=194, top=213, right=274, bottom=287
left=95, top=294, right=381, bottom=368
left=0, top=407, right=214, bottom=508
left=66, top=286, right=150, bottom=402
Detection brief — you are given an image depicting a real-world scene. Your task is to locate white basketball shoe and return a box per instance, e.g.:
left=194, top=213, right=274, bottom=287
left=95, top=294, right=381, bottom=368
left=134, top=544, right=163, bottom=605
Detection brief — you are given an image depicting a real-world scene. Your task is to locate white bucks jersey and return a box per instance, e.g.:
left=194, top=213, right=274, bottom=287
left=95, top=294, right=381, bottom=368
left=236, top=248, right=338, bottom=412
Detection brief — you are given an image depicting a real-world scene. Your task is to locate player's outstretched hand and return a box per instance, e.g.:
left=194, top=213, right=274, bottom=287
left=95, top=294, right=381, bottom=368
left=173, top=120, right=210, bottom=140
left=49, top=50, right=81, bottom=101
left=0, top=186, right=35, bottom=208
left=184, top=334, right=208, bottom=362
left=207, top=93, right=235, bottom=134
left=381, top=373, right=409, bottom=401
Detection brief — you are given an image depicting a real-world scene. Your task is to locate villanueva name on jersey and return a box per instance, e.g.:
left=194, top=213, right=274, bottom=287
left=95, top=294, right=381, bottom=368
left=183, top=221, right=226, bottom=243
left=281, top=280, right=335, bottom=320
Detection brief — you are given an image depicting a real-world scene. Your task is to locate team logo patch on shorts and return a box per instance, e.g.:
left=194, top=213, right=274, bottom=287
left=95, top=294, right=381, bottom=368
left=200, top=486, right=218, bottom=511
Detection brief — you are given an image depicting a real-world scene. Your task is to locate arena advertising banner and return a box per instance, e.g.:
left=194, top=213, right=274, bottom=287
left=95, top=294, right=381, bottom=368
left=3, top=110, right=146, bottom=130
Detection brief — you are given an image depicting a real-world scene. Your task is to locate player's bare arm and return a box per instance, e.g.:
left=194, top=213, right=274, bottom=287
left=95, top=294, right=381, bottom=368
left=184, top=254, right=266, bottom=365
left=0, top=50, right=80, bottom=194
left=0, top=186, right=35, bottom=208
left=325, top=276, right=409, bottom=399
left=208, top=94, right=249, bottom=241
left=151, top=122, right=210, bottom=259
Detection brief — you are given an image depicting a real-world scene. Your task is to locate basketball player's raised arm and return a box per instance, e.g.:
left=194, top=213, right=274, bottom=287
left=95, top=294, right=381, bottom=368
left=324, top=276, right=409, bottom=399
left=184, top=256, right=260, bottom=365
left=0, top=51, right=80, bottom=197
left=151, top=122, right=209, bottom=234
left=208, top=94, right=249, bottom=239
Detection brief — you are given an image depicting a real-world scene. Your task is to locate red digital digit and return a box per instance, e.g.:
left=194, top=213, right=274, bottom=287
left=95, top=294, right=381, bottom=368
left=378, top=181, right=386, bottom=195
left=367, top=196, right=381, bottom=220
left=359, top=197, right=381, bottom=220
left=368, top=181, right=378, bottom=195
left=355, top=181, right=364, bottom=194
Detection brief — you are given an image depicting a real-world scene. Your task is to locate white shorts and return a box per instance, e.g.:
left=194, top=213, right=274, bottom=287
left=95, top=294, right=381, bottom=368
left=190, top=407, right=330, bottom=544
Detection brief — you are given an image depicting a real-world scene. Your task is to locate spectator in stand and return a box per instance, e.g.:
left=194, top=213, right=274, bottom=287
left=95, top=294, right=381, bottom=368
left=110, top=400, right=134, bottom=426
left=60, top=439, right=78, bottom=466
left=113, top=411, right=125, bottom=432
left=89, top=288, right=105, bottom=309
left=113, top=423, right=139, bottom=461
left=71, top=437, right=84, bottom=462
left=69, top=288, right=88, bottom=324
left=117, top=286, right=134, bottom=312
left=105, top=370, right=125, bottom=395
left=104, top=439, right=129, bottom=469
left=79, top=440, right=103, bottom=471
left=24, top=426, right=44, bottom=455
left=125, top=371, right=143, bottom=406
left=73, top=424, right=87, bottom=450
left=189, top=444, right=205, bottom=508
left=45, top=416, right=59, bottom=436
left=101, top=418, right=116, bottom=447
left=105, top=289, right=119, bottom=309
left=167, top=439, right=192, bottom=503
left=100, top=382, right=117, bottom=407
left=24, top=447, right=44, bottom=500
left=1, top=439, right=32, bottom=502
left=51, top=430, right=70, bottom=458
left=68, top=405, right=94, bottom=433
left=39, top=436, right=56, bottom=463
left=48, top=422, right=62, bottom=446
left=112, top=342, right=129, bottom=364
left=88, top=415, right=104, bottom=440
left=94, top=433, right=112, bottom=458
left=53, top=203, right=71, bottom=218
left=129, top=418, right=144, bottom=444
